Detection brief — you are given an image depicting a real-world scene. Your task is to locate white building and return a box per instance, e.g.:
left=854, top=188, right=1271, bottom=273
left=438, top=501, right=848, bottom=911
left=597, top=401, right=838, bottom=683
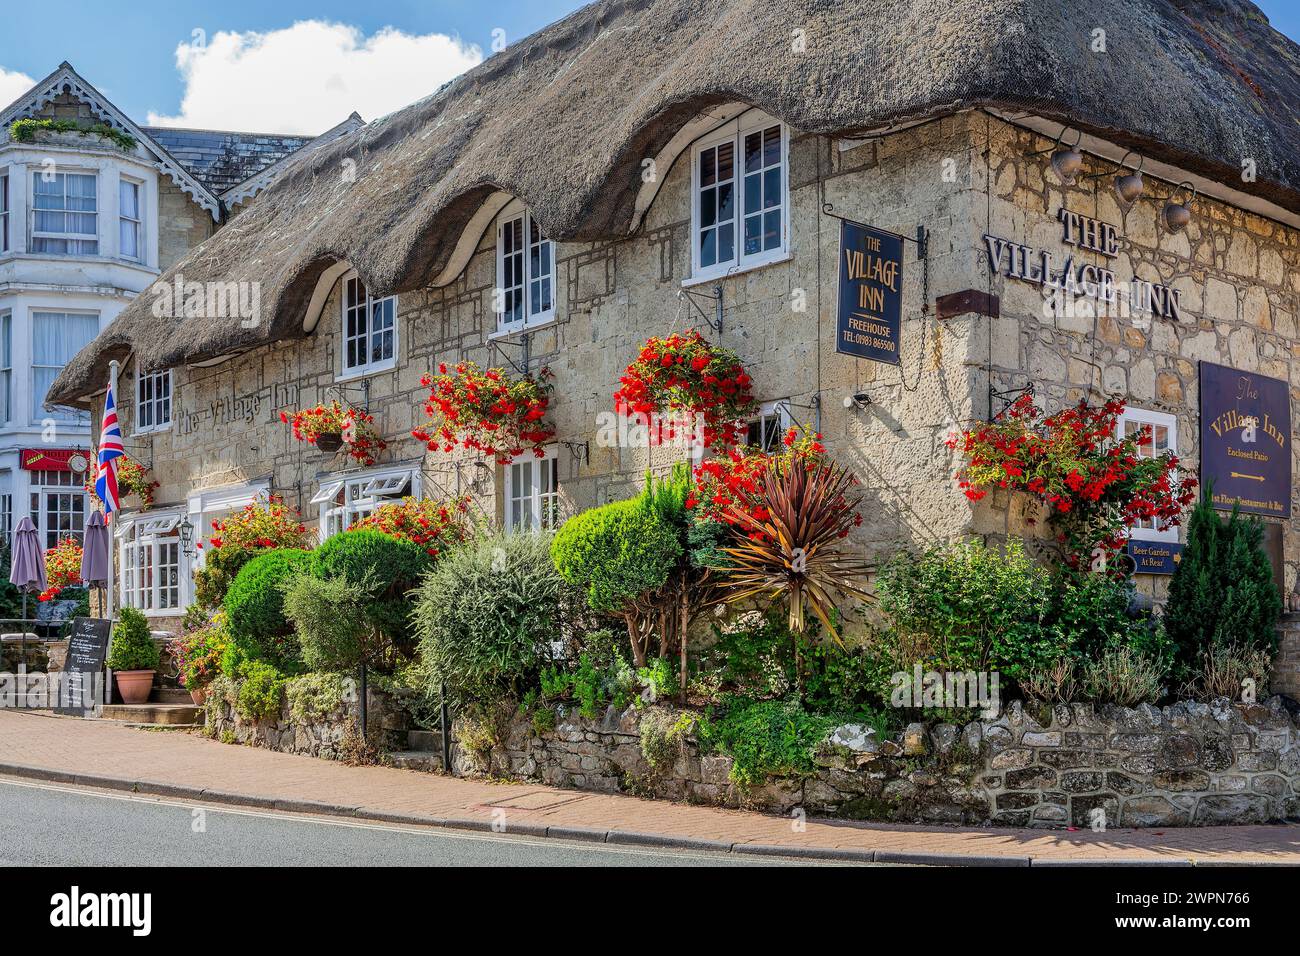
left=0, top=63, right=358, bottom=553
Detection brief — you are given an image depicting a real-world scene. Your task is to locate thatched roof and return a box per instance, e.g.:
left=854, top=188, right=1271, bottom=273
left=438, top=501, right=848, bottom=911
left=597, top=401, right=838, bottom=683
left=51, top=0, right=1300, bottom=407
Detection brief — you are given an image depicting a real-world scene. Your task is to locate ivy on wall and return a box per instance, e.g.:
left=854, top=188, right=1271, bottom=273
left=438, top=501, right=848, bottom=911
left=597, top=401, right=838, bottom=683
left=9, top=118, right=137, bottom=152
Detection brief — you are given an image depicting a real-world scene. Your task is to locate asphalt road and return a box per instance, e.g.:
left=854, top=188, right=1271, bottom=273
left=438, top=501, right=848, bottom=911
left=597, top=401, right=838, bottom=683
left=0, top=778, right=820, bottom=867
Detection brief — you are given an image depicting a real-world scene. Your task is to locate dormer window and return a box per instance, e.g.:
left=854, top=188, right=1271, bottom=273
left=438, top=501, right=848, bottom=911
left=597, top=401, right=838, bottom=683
left=690, top=115, right=788, bottom=282
left=496, top=210, right=554, bottom=334
left=32, top=171, right=98, bottom=256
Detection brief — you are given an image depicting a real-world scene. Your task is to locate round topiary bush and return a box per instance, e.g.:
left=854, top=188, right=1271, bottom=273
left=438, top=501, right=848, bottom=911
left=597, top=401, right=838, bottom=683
left=309, top=529, right=432, bottom=655
left=223, top=548, right=312, bottom=673
left=106, top=606, right=160, bottom=672
left=413, top=532, right=574, bottom=702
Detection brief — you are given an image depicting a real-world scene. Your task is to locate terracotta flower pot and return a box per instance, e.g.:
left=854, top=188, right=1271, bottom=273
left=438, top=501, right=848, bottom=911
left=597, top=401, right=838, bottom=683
left=315, top=432, right=344, bottom=453
left=189, top=686, right=208, bottom=706
left=115, top=670, right=155, bottom=705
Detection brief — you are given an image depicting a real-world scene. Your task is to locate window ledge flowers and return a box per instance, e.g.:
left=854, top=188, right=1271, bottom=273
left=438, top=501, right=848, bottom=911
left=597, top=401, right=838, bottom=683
left=84, top=453, right=159, bottom=510
left=947, top=395, right=1197, bottom=567
left=614, top=331, right=757, bottom=451
left=281, top=401, right=386, bottom=467
left=350, top=495, right=474, bottom=558
left=412, top=361, right=555, bottom=466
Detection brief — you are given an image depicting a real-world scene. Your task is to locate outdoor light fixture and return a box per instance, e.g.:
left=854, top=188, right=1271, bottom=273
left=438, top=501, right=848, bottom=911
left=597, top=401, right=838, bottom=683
left=1113, top=152, right=1145, bottom=207
left=1030, top=128, right=1084, bottom=186
left=179, top=518, right=195, bottom=556
left=843, top=392, right=872, bottom=410
left=1162, top=182, right=1197, bottom=233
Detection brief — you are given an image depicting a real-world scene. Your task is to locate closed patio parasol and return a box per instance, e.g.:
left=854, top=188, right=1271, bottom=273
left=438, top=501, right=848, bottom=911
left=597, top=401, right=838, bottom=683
left=81, top=511, right=110, bottom=618
left=9, top=516, right=46, bottom=663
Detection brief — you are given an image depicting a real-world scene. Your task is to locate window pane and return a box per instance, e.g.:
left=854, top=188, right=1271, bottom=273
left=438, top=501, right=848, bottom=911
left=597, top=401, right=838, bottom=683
left=700, top=148, right=715, bottom=188
left=763, top=167, right=781, bottom=208
left=763, top=210, right=781, bottom=251
left=700, top=229, right=717, bottom=269
left=718, top=223, right=734, bottom=264
left=744, top=131, right=762, bottom=173
left=717, top=142, right=733, bottom=181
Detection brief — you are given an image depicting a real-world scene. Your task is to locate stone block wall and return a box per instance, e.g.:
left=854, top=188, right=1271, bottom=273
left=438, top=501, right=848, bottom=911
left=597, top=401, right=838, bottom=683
left=205, top=683, right=410, bottom=758
left=1273, top=613, right=1300, bottom=700
left=452, top=697, right=1300, bottom=828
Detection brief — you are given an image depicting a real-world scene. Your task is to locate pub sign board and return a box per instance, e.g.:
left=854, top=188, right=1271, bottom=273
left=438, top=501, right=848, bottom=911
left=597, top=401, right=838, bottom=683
left=1199, top=362, right=1291, bottom=518
left=1126, top=540, right=1184, bottom=575
left=836, top=219, right=904, bottom=365
left=54, top=616, right=112, bottom=716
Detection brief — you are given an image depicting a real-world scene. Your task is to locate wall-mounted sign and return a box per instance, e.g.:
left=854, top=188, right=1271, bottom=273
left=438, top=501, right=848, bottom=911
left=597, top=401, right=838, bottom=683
left=20, top=448, right=89, bottom=472
left=1126, top=540, right=1184, bottom=575
left=836, top=219, right=904, bottom=365
left=984, top=208, right=1182, bottom=320
left=1200, top=361, right=1291, bottom=518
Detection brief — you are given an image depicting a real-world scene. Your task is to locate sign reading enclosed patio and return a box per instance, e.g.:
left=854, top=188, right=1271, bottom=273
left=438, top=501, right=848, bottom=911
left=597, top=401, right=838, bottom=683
left=1199, top=362, right=1291, bottom=518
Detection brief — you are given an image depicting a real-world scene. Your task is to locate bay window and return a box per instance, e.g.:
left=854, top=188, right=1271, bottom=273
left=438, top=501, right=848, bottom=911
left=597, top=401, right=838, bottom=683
left=29, top=469, right=86, bottom=549
left=32, top=311, right=99, bottom=421
left=0, top=172, right=8, bottom=252
left=32, top=171, right=98, bottom=255
left=314, top=466, right=418, bottom=540
left=691, top=115, right=787, bottom=281
left=506, top=448, right=559, bottom=533
left=341, top=274, right=396, bottom=376
left=1116, top=406, right=1179, bottom=543
left=119, top=178, right=142, bottom=261
left=118, top=513, right=184, bottom=612
left=496, top=211, right=554, bottom=333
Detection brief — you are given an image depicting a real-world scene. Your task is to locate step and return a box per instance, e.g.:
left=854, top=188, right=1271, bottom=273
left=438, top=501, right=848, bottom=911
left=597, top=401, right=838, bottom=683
left=407, top=729, right=444, bottom=753
left=155, top=687, right=196, bottom=705
left=100, top=703, right=201, bottom=725
left=386, top=751, right=442, bottom=772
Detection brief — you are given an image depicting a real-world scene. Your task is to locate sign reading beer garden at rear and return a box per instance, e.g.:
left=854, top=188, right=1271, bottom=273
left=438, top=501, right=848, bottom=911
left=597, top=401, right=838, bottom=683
left=836, top=219, right=904, bottom=364
left=1200, top=362, right=1291, bottom=518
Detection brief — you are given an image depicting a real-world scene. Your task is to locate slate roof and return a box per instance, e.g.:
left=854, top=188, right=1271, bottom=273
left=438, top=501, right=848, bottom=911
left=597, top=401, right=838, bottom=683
left=49, top=0, right=1300, bottom=406
left=142, top=127, right=314, bottom=196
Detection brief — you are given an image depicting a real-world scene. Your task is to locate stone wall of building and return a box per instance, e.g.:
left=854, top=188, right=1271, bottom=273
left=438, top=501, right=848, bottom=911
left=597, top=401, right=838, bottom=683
left=454, top=696, right=1300, bottom=828
left=112, top=111, right=1300, bottom=680
left=157, top=177, right=214, bottom=272
left=970, top=119, right=1300, bottom=602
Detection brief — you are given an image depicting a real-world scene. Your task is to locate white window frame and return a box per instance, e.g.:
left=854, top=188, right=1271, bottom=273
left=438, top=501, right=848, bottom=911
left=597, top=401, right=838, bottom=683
left=30, top=169, right=99, bottom=256
left=1116, top=406, right=1180, bottom=544
left=31, top=310, right=99, bottom=423
left=0, top=310, right=10, bottom=424
left=316, top=466, right=420, bottom=541
left=688, top=113, right=789, bottom=285
left=505, top=447, right=560, bottom=533
left=28, top=469, right=88, bottom=550
left=340, top=273, right=397, bottom=379
left=117, top=509, right=188, bottom=614
left=135, top=368, right=172, bottom=434
left=746, top=399, right=794, bottom=453
left=119, top=176, right=143, bottom=262
left=495, top=209, right=555, bottom=335
left=0, top=172, right=8, bottom=253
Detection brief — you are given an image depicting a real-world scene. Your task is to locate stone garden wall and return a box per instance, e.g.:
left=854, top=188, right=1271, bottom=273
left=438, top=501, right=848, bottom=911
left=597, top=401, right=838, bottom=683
left=205, top=683, right=411, bottom=759
left=451, top=696, right=1300, bottom=828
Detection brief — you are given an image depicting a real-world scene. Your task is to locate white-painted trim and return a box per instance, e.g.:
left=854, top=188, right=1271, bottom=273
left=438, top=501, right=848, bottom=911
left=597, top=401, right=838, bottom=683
left=430, top=190, right=514, bottom=288
left=1116, top=405, right=1180, bottom=545
left=301, top=260, right=352, bottom=333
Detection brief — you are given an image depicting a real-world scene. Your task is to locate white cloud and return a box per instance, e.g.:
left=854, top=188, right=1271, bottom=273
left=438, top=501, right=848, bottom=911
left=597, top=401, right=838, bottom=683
left=146, top=20, right=482, bottom=135
left=0, top=66, right=36, bottom=110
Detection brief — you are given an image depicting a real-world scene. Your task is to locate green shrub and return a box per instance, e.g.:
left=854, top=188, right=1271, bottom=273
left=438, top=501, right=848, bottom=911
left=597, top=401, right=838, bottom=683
left=1078, top=646, right=1165, bottom=706
left=539, top=649, right=636, bottom=718
left=223, top=549, right=312, bottom=673
left=311, top=529, right=431, bottom=657
left=234, top=660, right=287, bottom=722
left=106, top=607, right=159, bottom=671
left=637, top=658, right=677, bottom=703
left=281, top=572, right=371, bottom=673
left=552, top=494, right=681, bottom=664
left=874, top=538, right=1069, bottom=689
left=639, top=709, right=694, bottom=771
left=413, top=532, right=570, bottom=703
left=698, top=698, right=835, bottom=789
left=1165, top=492, right=1282, bottom=684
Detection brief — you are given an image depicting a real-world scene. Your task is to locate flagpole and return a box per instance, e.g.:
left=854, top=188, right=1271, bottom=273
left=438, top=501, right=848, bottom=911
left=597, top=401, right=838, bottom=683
left=105, top=359, right=118, bottom=623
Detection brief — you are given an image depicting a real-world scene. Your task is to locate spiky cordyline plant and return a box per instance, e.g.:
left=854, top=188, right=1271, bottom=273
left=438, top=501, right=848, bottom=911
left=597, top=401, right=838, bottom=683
left=717, top=457, right=870, bottom=642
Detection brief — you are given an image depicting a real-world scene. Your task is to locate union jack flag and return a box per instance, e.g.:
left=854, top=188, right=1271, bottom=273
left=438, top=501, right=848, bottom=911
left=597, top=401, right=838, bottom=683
left=95, top=377, right=125, bottom=513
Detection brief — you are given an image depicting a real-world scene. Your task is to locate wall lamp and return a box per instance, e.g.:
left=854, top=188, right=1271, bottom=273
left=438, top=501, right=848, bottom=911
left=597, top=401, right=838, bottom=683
left=1162, top=181, right=1197, bottom=233
left=1030, top=128, right=1085, bottom=186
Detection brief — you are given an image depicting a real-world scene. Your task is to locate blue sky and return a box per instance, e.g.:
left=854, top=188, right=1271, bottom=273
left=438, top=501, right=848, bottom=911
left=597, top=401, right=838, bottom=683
left=0, top=0, right=1296, bottom=134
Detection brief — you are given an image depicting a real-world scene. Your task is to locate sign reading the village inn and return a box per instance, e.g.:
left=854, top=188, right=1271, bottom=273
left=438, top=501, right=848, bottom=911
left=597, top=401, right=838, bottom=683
left=1199, top=361, right=1291, bottom=518
left=836, top=219, right=904, bottom=364
left=984, top=208, right=1182, bottom=320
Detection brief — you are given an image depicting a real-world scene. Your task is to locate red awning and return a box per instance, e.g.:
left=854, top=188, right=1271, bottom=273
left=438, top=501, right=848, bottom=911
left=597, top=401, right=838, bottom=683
left=20, top=449, right=90, bottom=472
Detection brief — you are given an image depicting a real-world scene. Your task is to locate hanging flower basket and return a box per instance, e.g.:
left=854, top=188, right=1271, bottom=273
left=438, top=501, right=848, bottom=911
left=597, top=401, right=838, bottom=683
left=412, top=361, right=555, bottom=466
left=613, top=331, right=757, bottom=451
left=281, top=401, right=386, bottom=467
left=83, top=452, right=159, bottom=510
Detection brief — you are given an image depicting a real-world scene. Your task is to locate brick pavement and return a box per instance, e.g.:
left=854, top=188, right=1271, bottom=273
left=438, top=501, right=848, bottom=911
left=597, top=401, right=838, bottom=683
left=1, top=710, right=1297, bottom=864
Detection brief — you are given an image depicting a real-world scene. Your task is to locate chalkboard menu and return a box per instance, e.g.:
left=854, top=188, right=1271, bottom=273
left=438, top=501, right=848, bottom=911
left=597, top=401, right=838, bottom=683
left=55, top=617, right=112, bottom=716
